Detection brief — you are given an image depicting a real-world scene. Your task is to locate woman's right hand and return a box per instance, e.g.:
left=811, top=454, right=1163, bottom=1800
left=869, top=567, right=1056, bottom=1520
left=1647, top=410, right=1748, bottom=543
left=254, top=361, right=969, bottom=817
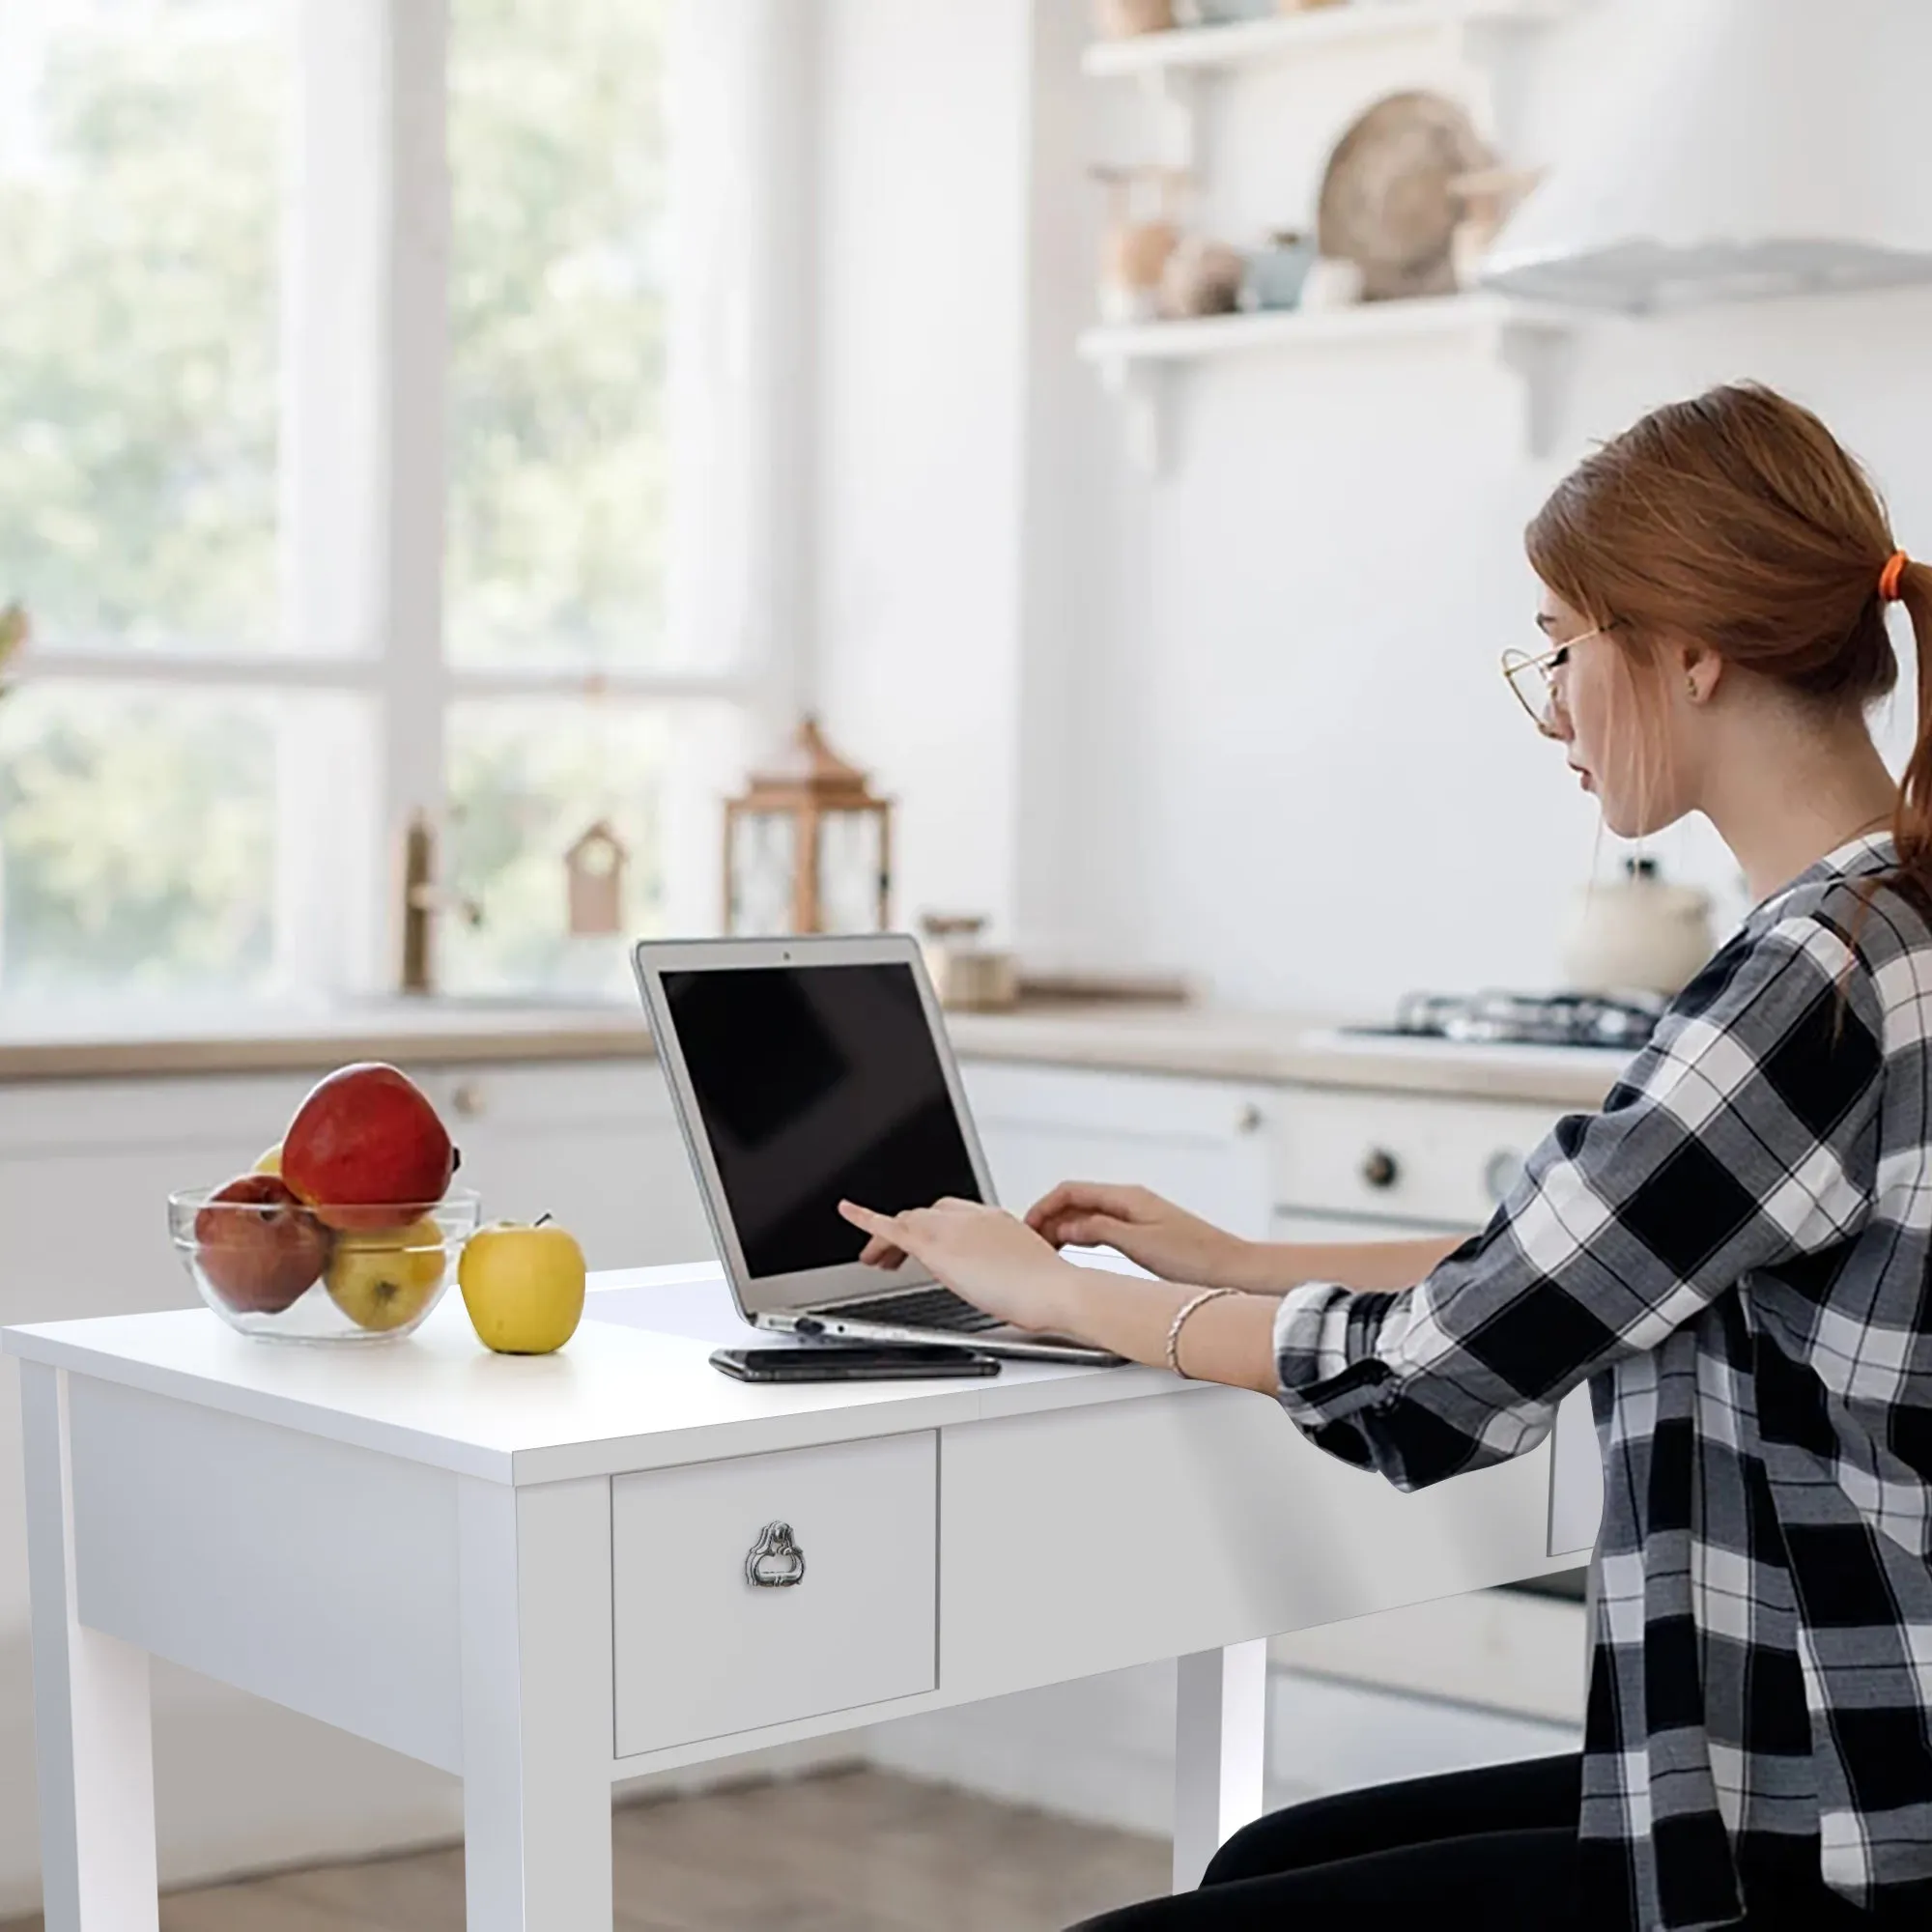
left=1023, top=1180, right=1252, bottom=1288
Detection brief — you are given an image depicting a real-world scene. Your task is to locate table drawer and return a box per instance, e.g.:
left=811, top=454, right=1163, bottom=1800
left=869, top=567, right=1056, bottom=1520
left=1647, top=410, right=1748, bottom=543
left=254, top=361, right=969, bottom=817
left=611, top=1432, right=937, bottom=1756
left=1275, top=1090, right=1568, bottom=1228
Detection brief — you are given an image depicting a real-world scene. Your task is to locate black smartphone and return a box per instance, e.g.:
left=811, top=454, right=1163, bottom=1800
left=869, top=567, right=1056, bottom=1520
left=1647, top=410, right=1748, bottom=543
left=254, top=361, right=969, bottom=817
left=709, top=1344, right=1002, bottom=1383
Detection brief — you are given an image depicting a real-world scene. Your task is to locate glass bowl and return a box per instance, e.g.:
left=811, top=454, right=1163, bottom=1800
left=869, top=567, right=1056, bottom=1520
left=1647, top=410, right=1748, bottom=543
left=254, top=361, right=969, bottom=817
left=168, top=1187, right=481, bottom=1343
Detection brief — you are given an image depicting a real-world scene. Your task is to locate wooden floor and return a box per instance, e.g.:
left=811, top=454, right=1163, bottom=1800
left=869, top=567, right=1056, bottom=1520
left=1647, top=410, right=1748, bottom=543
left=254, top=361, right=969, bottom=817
left=4, top=1769, right=1170, bottom=1931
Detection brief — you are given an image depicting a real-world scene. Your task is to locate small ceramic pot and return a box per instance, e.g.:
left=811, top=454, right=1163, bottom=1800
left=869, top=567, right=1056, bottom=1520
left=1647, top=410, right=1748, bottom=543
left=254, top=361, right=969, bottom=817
left=1243, top=231, right=1318, bottom=310
left=1561, top=858, right=1717, bottom=999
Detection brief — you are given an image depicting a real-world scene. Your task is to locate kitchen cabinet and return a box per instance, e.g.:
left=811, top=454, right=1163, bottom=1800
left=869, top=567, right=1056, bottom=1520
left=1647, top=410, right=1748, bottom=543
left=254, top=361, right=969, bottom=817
left=962, top=1061, right=1278, bottom=1238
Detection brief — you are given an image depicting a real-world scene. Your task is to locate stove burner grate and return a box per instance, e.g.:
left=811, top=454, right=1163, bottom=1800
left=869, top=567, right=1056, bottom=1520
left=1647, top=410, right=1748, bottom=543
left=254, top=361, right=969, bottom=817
left=1368, top=990, right=1665, bottom=1051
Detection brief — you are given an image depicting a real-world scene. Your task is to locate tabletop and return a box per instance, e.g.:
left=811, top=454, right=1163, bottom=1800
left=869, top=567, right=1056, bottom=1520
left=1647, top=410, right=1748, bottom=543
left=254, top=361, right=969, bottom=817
left=2, top=1262, right=1200, bottom=1486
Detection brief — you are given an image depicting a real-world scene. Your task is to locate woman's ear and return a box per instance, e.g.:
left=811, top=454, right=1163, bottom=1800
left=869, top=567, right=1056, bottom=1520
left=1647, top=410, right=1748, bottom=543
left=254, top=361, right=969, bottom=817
left=1678, top=639, right=1725, bottom=707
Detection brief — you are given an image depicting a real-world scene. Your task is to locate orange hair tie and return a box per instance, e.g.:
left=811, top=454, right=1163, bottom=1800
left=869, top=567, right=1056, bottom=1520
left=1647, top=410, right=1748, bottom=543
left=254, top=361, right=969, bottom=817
left=1881, top=550, right=1911, bottom=603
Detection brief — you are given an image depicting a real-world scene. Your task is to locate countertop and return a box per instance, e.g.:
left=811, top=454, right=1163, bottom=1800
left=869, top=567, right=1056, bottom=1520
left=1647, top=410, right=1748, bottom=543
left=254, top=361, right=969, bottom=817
left=0, top=995, right=1628, bottom=1108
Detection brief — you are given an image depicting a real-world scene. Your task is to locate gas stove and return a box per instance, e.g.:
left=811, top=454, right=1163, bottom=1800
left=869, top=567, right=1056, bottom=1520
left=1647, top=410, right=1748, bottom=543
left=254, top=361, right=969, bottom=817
left=1347, top=990, right=1664, bottom=1053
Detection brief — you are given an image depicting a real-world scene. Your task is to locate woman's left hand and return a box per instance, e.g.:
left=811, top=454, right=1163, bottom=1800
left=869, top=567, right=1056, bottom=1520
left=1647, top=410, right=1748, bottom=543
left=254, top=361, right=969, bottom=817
left=837, top=1197, right=1085, bottom=1335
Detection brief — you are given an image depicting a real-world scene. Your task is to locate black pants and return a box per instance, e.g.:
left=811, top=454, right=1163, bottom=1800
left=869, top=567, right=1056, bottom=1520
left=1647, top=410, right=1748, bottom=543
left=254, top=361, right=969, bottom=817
left=1069, top=1755, right=1893, bottom=1930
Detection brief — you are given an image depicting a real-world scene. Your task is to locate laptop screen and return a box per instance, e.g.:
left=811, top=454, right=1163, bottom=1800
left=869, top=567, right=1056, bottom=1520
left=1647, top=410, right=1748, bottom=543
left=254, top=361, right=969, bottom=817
left=660, top=961, right=983, bottom=1281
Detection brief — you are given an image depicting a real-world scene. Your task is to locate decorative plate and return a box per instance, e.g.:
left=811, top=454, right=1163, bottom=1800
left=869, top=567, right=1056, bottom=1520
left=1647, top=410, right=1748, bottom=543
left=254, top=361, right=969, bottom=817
left=1317, top=92, right=1495, bottom=302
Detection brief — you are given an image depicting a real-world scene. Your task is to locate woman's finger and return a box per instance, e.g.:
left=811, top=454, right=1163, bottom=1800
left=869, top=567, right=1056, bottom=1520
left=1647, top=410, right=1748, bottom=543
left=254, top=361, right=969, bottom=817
left=859, top=1236, right=908, bottom=1268
left=1025, top=1183, right=1080, bottom=1231
left=838, top=1200, right=902, bottom=1240
left=1027, top=1181, right=1139, bottom=1231
left=1057, top=1213, right=1129, bottom=1250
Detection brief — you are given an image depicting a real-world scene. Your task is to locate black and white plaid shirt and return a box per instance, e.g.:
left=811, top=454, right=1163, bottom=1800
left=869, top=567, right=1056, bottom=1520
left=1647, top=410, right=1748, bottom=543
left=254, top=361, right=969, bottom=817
left=1275, top=834, right=1932, bottom=1932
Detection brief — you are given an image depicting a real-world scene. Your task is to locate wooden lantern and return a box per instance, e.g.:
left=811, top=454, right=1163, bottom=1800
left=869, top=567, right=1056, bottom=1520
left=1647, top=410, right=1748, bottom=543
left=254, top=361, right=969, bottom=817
left=723, top=717, right=895, bottom=936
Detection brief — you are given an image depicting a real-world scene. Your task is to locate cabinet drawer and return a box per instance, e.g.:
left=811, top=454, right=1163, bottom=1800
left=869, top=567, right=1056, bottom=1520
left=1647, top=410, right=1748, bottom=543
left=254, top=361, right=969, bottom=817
left=1275, top=1090, right=1568, bottom=1228
left=611, top=1433, right=937, bottom=1756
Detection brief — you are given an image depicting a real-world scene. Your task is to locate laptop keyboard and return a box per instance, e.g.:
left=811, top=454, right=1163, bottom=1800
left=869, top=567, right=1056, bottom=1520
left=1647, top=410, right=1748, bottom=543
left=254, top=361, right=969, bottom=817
left=827, top=1287, right=1005, bottom=1333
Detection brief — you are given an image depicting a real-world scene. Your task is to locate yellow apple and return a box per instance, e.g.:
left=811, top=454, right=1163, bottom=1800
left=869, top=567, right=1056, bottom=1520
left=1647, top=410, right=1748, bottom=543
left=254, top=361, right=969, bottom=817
left=253, top=1144, right=283, bottom=1176
left=459, top=1222, right=586, bottom=1355
left=325, top=1218, right=446, bottom=1332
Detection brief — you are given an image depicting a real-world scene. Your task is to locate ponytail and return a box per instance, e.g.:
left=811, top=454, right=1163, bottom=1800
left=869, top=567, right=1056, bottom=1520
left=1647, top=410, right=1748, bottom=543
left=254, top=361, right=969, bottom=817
left=1891, top=558, right=1932, bottom=909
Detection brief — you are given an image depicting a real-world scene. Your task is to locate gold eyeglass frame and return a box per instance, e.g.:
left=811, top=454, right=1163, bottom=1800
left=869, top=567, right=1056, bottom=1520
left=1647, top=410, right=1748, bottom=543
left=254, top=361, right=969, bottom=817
left=1499, top=625, right=1610, bottom=736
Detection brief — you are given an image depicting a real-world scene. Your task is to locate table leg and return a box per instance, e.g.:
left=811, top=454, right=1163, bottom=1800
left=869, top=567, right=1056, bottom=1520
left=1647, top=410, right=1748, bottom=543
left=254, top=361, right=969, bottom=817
left=458, top=1476, right=615, bottom=1931
left=1172, top=1639, right=1268, bottom=1894
left=20, top=1363, right=159, bottom=1932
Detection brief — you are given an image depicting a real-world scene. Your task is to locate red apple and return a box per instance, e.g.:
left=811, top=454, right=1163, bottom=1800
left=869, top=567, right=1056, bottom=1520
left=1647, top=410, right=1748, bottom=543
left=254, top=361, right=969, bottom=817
left=194, top=1174, right=332, bottom=1315
left=280, top=1063, right=456, bottom=1231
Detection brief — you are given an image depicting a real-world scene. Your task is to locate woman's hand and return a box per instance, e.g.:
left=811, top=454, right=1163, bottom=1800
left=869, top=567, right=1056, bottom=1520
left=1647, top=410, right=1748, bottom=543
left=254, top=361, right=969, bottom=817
left=838, top=1198, right=1085, bottom=1335
left=1025, top=1180, right=1253, bottom=1288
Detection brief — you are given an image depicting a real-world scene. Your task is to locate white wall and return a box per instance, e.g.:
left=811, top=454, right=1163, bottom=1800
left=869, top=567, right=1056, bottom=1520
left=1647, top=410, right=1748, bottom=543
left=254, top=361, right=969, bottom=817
left=810, top=0, right=1932, bottom=1015
left=811, top=0, right=1036, bottom=934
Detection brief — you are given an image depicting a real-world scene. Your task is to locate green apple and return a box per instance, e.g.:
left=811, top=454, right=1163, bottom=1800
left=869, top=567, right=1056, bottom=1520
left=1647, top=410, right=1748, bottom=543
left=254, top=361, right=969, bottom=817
left=325, top=1218, right=446, bottom=1332
left=459, top=1221, right=586, bottom=1355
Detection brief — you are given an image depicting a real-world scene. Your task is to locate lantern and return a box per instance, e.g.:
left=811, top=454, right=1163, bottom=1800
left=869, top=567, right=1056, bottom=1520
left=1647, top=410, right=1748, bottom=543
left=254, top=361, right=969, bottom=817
left=723, top=717, right=895, bottom=936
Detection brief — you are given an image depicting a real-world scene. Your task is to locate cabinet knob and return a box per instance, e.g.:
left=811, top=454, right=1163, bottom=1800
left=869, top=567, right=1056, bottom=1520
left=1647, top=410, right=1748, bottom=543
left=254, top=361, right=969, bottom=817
left=1235, top=1103, right=1264, bottom=1136
left=1483, top=1150, right=1525, bottom=1205
left=746, top=1521, right=806, bottom=1589
left=450, top=1080, right=488, bottom=1120
left=1360, top=1148, right=1400, bottom=1191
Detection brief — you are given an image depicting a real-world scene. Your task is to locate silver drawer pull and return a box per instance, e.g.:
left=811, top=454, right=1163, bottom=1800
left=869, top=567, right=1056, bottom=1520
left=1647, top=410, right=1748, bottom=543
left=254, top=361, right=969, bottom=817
left=746, top=1521, right=806, bottom=1589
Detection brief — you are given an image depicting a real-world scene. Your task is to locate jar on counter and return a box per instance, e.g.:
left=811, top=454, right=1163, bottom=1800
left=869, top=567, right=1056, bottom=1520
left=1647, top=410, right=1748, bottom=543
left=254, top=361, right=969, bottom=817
left=919, top=914, right=1020, bottom=1012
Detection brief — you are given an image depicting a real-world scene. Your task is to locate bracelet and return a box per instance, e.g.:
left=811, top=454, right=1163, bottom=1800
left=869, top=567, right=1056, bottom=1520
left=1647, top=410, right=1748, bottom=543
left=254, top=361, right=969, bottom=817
left=1165, top=1287, right=1240, bottom=1378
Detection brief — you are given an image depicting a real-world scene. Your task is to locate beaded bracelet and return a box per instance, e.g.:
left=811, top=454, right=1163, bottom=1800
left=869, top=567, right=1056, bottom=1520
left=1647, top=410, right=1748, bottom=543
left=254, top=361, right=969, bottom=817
left=1164, top=1287, right=1240, bottom=1378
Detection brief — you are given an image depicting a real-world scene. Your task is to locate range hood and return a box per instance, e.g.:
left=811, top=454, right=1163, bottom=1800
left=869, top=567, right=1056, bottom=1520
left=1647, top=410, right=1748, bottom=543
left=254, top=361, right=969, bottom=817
left=1484, top=0, right=1932, bottom=315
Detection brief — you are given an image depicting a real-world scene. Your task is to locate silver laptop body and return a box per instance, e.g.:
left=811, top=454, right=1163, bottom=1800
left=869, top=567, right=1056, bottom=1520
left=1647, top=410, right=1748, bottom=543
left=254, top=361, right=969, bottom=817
left=633, top=933, right=1118, bottom=1366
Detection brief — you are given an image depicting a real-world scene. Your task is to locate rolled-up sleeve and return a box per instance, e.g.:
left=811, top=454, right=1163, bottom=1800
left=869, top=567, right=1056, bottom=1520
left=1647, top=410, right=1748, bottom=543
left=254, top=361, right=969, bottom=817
left=1275, top=914, right=1883, bottom=1491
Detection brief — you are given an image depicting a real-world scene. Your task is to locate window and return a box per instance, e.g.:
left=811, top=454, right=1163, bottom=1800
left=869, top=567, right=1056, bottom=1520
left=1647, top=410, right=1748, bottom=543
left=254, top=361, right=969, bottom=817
left=0, top=0, right=758, bottom=1004
left=446, top=0, right=670, bottom=669
left=0, top=684, right=277, bottom=999
left=0, top=0, right=283, bottom=658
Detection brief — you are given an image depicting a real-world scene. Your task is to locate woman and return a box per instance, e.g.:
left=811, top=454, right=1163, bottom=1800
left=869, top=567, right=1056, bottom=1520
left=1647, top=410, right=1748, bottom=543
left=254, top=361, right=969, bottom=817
left=840, top=385, right=1932, bottom=1931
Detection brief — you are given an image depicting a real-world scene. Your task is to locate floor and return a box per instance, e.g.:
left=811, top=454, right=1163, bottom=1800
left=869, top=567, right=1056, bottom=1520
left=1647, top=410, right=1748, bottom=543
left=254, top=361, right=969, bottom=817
left=2, top=1768, right=1171, bottom=1932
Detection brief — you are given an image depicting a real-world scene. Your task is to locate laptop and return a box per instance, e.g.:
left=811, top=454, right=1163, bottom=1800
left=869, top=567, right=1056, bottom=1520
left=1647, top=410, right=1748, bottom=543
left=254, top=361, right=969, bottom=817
left=633, top=933, right=1120, bottom=1366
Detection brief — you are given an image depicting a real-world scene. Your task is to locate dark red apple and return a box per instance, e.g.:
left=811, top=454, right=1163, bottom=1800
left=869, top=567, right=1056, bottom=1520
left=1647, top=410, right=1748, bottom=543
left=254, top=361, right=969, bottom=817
left=280, top=1063, right=456, bottom=1231
left=194, top=1174, right=332, bottom=1315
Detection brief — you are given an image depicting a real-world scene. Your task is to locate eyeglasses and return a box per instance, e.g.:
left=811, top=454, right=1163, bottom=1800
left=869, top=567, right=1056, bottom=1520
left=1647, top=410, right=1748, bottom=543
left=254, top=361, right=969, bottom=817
left=1499, top=625, right=1609, bottom=735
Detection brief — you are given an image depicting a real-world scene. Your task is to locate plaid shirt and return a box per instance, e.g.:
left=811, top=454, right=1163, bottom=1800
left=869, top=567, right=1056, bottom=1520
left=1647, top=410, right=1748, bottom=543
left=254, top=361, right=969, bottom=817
left=1275, top=834, right=1932, bottom=1932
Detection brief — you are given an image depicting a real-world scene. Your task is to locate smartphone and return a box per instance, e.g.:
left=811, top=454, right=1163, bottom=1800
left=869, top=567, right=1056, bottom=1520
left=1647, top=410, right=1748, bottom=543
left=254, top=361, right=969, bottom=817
left=709, top=1344, right=1002, bottom=1383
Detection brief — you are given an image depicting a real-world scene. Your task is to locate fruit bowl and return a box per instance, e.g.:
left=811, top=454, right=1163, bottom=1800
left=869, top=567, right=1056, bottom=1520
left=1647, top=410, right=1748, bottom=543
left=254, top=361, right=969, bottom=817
left=168, top=1188, right=481, bottom=1343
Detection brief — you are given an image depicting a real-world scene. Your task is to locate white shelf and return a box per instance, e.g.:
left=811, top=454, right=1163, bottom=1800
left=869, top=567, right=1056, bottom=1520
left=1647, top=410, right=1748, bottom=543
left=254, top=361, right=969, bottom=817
left=1079, top=292, right=1560, bottom=363
left=1081, top=0, right=1574, bottom=80
left=1078, top=295, right=1578, bottom=470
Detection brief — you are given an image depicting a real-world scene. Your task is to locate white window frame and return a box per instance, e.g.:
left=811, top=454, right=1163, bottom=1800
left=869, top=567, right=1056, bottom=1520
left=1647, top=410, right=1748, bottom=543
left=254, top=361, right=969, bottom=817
left=8, top=0, right=813, bottom=1000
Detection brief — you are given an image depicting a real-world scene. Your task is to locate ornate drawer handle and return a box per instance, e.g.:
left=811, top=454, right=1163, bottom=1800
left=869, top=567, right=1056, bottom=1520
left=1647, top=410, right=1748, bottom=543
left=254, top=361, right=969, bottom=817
left=746, top=1521, right=806, bottom=1589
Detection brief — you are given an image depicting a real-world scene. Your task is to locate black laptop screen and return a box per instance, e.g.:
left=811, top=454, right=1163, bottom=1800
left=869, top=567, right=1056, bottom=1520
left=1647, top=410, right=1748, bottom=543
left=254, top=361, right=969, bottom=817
left=661, top=962, right=982, bottom=1280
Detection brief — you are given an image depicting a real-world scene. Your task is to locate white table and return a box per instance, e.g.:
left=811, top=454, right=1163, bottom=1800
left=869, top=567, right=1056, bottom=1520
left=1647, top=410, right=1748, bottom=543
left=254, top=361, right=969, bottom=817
left=5, top=1264, right=1588, bottom=1930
